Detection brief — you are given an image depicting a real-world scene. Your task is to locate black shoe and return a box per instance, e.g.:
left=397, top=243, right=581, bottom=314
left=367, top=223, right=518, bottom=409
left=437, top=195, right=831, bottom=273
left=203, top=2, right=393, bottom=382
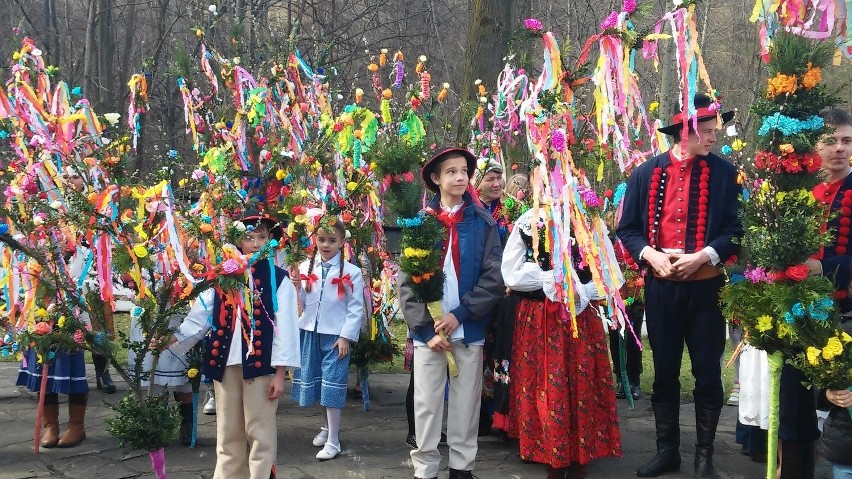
left=405, top=434, right=417, bottom=449
left=96, top=370, right=117, bottom=394
left=615, top=382, right=627, bottom=399
left=636, top=403, right=681, bottom=477
left=448, top=469, right=477, bottom=479
left=694, top=406, right=721, bottom=479
left=631, top=385, right=642, bottom=400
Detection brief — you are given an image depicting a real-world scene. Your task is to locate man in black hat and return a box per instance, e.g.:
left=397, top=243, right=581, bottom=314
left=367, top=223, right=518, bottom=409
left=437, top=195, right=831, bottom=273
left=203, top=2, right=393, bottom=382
left=617, top=94, right=743, bottom=479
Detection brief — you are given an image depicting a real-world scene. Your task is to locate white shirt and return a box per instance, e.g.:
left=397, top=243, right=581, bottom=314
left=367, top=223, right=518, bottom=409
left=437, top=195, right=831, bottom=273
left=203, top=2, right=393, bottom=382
left=169, top=277, right=301, bottom=369
left=298, top=252, right=365, bottom=341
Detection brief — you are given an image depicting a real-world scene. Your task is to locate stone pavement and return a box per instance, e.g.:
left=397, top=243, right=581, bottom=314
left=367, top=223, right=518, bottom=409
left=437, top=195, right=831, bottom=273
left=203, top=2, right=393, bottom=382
left=0, top=363, right=827, bottom=479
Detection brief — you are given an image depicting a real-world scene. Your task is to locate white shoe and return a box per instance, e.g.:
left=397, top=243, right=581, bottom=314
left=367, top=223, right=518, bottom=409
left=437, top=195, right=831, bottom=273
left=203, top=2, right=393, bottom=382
left=312, top=427, right=329, bottom=447
left=316, top=441, right=341, bottom=461
left=203, top=391, right=216, bottom=415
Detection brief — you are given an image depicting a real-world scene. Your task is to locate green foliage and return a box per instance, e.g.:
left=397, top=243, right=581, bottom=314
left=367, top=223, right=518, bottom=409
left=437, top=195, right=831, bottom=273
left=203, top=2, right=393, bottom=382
left=740, top=187, right=831, bottom=270
left=350, top=335, right=401, bottom=368
left=399, top=214, right=446, bottom=303
left=721, top=275, right=836, bottom=354
left=105, top=394, right=180, bottom=452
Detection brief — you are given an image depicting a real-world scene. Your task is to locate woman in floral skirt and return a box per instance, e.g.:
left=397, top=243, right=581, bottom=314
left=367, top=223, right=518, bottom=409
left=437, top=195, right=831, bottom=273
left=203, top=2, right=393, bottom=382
left=501, top=208, right=621, bottom=479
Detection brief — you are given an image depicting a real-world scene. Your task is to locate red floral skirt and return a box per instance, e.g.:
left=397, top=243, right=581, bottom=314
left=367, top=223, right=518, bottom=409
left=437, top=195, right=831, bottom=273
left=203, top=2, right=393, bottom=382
left=507, top=298, right=622, bottom=467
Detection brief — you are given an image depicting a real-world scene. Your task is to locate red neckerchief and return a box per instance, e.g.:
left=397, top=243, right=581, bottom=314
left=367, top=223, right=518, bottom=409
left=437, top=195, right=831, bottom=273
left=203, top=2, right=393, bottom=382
left=436, top=207, right=463, bottom=278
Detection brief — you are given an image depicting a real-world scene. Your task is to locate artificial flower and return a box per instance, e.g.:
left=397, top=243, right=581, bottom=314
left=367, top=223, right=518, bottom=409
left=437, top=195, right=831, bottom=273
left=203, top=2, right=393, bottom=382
left=731, top=139, right=745, bottom=151
left=822, top=337, right=844, bottom=360
left=807, top=346, right=822, bottom=365
left=777, top=322, right=793, bottom=338
left=756, top=315, right=774, bottom=332
left=784, top=264, right=809, bottom=281
left=842, top=332, right=852, bottom=344
left=34, top=322, right=52, bottom=335
left=524, top=18, right=543, bottom=32
left=802, top=63, right=821, bottom=89
left=766, top=73, right=798, bottom=98
left=187, top=368, right=199, bottom=379
left=133, top=244, right=149, bottom=258
left=649, top=101, right=659, bottom=113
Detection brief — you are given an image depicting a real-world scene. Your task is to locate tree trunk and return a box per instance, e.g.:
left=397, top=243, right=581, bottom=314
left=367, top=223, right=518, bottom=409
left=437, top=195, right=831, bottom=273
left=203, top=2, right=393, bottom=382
left=459, top=0, right=513, bottom=139
left=83, top=0, right=97, bottom=100
left=98, top=0, right=115, bottom=111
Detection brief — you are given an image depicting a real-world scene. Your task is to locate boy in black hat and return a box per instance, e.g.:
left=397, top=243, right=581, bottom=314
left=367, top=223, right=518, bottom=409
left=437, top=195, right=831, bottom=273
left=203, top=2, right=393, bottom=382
left=166, top=209, right=300, bottom=479
left=400, top=148, right=504, bottom=479
left=617, top=94, right=743, bottom=479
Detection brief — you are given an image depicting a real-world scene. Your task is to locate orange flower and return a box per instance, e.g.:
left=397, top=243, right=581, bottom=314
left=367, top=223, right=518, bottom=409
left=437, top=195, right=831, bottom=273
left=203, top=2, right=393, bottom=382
left=779, top=144, right=795, bottom=154
left=767, top=73, right=798, bottom=98
left=802, top=63, right=821, bottom=89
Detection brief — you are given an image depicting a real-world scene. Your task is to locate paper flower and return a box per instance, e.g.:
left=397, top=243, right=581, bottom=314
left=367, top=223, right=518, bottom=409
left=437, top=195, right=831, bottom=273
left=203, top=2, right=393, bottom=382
left=622, top=0, right=636, bottom=12
left=187, top=368, right=199, bottom=379
left=802, top=63, right=821, bottom=89
left=551, top=129, right=567, bottom=153
left=524, top=18, right=543, bottom=32
left=233, top=221, right=247, bottom=232
left=766, top=73, right=798, bottom=98
left=133, top=244, right=149, bottom=258
left=821, top=337, right=844, bottom=360
left=34, top=322, right=52, bottom=335
left=600, top=11, right=619, bottom=30
left=221, top=259, right=241, bottom=274
left=103, top=113, right=121, bottom=126
left=756, top=315, right=774, bottom=332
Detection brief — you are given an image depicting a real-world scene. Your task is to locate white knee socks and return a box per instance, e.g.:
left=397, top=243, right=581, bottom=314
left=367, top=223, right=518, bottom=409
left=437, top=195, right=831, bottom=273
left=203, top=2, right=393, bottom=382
left=326, top=407, right=342, bottom=447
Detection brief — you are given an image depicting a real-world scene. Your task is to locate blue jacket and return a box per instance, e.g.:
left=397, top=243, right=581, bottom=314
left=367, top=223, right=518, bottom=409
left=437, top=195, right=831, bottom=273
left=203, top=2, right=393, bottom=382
left=400, top=192, right=505, bottom=345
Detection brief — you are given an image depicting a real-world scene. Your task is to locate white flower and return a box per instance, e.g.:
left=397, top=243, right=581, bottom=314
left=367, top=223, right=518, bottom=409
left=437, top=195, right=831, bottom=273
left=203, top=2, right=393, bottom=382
left=442, top=83, right=450, bottom=89
left=337, top=94, right=344, bottom=100
left=33, top=216, right=44, bottom=226
left=103, top=113, right=120, bottom=126
left=673, top=0, right=683, bottom=5
left=233, top=57, right=241, bottom=65
left=49, top=201, right=62, bottom=210
left=419, top=55, right=427, bottom=62
left=345, top=230, right=352, bottom=239
left=32, top=49, right=42, bottom=56
left=477, top=158, right=487, bottom=170
left=233, top=221, right=247, bottom=232
left=725, top=125, right=738, bottom=137
left=474, top=79, right=482, bottom=85
left=208, top=4, right=217, bottom=12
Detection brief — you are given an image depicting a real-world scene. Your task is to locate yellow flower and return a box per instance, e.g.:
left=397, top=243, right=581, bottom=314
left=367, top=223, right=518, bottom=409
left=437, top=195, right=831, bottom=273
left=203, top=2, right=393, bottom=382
left=779, top=144, right=795, bottom=154
left=178, top=179, right=188, bottom=187
left=403, top=247, right=430, bottom=259
left=187, top=368, right=199, bottom=379
left=732, top=139, right=745, bottom=151
left=57, top=316, right=66, bottom=329
left=822, top=337, right=844, bottom=361
left=756, top=315, right=774, bottom=332
left=649, top=101, right=659, bottom=113
left=347, top=182, right=358, bottom=191
left=35, top=308, right=48, bottom=318
left=133, top=244, right=149, bottom=258
left=807, top=346, right=822, bottom=366
left=777, top=322, right=792, bottom=338
left=841, top=332, right=852, bottom=344
left=276, top=169, right=286, bottom=180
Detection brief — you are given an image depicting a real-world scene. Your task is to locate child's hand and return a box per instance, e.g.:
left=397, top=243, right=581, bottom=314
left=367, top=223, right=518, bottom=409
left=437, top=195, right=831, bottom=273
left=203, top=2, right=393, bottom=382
left=427, top=334, right=451, bottom=352
left=334, top=338, right=350, bottom=359
left=434, top=313, right=460, bottom=336
left=149, top=334, right=176, bottom=351
left=268, top=369, right=286, bottom=400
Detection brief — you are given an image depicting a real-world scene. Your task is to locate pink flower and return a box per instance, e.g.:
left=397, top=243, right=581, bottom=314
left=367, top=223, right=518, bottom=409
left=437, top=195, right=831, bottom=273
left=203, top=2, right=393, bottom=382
left=34, top=322, right=52, bottom=335
left=600, top=11, right=619, bottom=30
left=221, top=259, right=241, bottom=275
left=524, top=18, right=543, bottom=32
left=517, top=190, right=526, bottom=200
left=581, top=189, right=601, bottom=208
left=744, top=267, right=771, bottom=284
left=622, top=0, right=636, bottom=13
left=551, top=129, right=567, bottom=153
left=73, top=329, right=85, bottom=344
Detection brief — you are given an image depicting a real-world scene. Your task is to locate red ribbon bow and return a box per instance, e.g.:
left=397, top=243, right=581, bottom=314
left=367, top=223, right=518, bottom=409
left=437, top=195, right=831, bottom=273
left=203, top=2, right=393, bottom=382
left=436, top=209, right=462, bottom=277
left=331, top=274, right=353, bottom=299
left=300, top=273, right=318, bottom=288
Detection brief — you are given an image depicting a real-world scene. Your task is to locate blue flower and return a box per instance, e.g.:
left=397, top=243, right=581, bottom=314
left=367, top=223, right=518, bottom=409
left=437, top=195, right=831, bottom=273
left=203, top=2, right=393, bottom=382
left=71, top=86, right=82, bottom=96
left=784, top=312, right=796, bottom=324
left=48, top=351, right=56, bottom=361
left=0, top=223, right=8, bottom=235
left=168, top=149, right=178, bottom=159
left=721, top=145, right=733, bottom=155
left=791, top=302, right=806, bottom=318
left=93, top=332, right=106, bottom=346
left=0, top=130, right=8, bottom=140
left=397, top=216, right=424, bottom=228
left=613, top=182, right=627, bottom=207
left=758, top=113, right=824, bottom=137
left=817, top=297, right=834, bottom=310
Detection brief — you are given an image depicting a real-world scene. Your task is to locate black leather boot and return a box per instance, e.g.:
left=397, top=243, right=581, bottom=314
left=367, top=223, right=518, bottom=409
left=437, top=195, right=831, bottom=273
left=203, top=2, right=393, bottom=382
left=93, top=353, right=116, bottom=394
left=637, top=403, right=681, bottom=477
left=779, top=440, right=816, bottom=479
left=694, top=406, right=721, bottom=479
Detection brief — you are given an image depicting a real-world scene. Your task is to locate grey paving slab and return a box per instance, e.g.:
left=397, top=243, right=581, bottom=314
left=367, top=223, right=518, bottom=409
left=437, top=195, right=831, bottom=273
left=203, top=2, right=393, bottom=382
left=0, top=363, right=829, bottom=479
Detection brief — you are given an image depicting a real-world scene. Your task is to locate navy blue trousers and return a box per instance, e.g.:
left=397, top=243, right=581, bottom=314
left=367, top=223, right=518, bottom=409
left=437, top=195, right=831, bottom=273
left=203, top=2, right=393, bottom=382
left=645, top=275, right=726, bottom=410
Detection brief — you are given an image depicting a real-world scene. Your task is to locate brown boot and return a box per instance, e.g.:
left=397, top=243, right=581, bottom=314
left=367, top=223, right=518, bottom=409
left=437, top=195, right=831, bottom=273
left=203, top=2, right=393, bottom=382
left=57, top=394, right=86, bottom=448
left=40, top=394, right=60, bottom=448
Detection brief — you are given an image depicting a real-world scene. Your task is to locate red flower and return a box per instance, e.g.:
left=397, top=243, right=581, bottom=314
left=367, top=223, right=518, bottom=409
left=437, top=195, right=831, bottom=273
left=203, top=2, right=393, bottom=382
left=784, top=264, right=810, bottom=281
